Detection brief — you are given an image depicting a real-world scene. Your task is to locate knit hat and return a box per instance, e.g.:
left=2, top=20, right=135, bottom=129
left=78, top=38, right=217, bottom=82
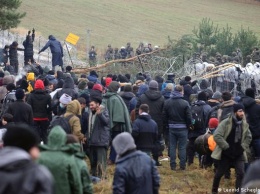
left=34, top=79, right=44, bottom=90
left=112, top=132, right=136, bottom=157
left=149, top=80, right=158, bottom=89
left=3, top=75, right=15, bottom=85
left=209, top=118, right=219, bottom=129
left=59, top=93, right=72, bottom=105
left=105, top=77, right=112, bottom=87
left=108, top=81, right=120, bottom=92
left=78, top=80, right=87, bottom=90
left=26, top=72, right=35, bottom=81
left=48, top=70, right=55, bottom=75
left=212, top=91, right=222, bottom=100
left=245, top=88, right=255, bottom=99
left=3, top=124, right=39, bottom=152
left=15, top=88, right=25, bottom=100
left=93, top=84, right=103, bottom=92
left=233, top=103, right=245, bottom=112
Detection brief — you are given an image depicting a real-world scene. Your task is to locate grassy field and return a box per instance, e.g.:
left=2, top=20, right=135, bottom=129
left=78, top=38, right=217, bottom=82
left=18, top=0, right=260, bottom=53
left=91, top=156, right=237, bottom=194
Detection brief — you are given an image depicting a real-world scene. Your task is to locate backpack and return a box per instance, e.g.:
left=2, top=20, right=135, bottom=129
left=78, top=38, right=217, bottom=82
left=191, top=103, right=205, bottom=131
left=48, top=114, right=74, bottom=134
left=1, top=90, right=16, bottom=116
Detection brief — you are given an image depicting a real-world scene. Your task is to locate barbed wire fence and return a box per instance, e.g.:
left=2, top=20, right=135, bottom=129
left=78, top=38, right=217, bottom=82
left=0, top=30, right=87, bottom=69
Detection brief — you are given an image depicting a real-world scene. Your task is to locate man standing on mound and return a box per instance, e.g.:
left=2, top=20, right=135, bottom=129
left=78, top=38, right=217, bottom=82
left=39, top=35, right=64, bottom=71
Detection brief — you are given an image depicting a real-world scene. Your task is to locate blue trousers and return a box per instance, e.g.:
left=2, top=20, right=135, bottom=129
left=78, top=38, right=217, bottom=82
left=169, top=128, right=188, bottom=169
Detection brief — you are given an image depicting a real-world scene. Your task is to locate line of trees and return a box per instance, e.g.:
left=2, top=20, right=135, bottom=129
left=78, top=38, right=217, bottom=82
left=165, top=18, right=260, bottom=65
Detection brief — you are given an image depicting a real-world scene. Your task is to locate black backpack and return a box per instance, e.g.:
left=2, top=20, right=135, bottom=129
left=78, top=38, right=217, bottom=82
left=48, top=115, right=74, bottom=134
left=191, top=103, right=205, bottom=131
left=1, top=90, right=16, bottom=116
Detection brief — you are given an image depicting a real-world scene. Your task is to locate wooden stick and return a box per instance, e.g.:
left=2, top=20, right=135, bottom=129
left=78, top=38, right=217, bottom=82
left=202, top=64, right=235, bottom=78
left=72, top=49, right=165, bottom=74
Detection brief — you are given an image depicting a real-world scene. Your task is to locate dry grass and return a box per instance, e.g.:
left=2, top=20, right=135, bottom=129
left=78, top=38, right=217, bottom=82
left=91, top=155, right=237, bottom=194
left=18, top=0, right=260, bottom=53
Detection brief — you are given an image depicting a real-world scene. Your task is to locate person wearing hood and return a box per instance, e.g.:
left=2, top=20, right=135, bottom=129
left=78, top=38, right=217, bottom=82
left=102, top=81, right=132, bottom=164
left=38, top=35, right=64, bottom=71
left=119, top=84, right=135, bottom=112
left=199, top=79, right=213, bottom=100
left=163, top=85, right=192, bottom=170
left=0, top=75, right=15, bottom=103
left=9, top=41, right=24, bottom=74
left=0, top=124, right=54, bottom=194
left=180, top=76, right=194, bottom=104
left=53, top=76, right=78, bottom=114
left=206, top=91, right=222, bottom=127
left=55, top=70, right=65, bottom=89
left=78, top=79, right=89, bottom=96
left=38, top=126, right=83, bottom=194
left=112, top=132, right=160, bottom=194
left=64, top=100, right=85, bottom=142
left=132, top=104, right=158, bottom=155
left=240, top=88, right=260, bottom=159
left=27, top=79, right=52, bottom=143
left=66, top=135, right=93, bottom=194
left=87, top=70, right=100, bottom=84
left=135, top=80, right=164, bottom=166
left=211, top=104, right=252, bottom=194
left=88, top=97, right=110, bottom=178
left=187, top=91, right=211, bottom=167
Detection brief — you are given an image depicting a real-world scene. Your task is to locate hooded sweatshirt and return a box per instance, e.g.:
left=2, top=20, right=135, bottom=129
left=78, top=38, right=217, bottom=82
left=0, top=147, right=53, bottom=194
left=38, top=126, right=83, bottom=194
left=64, top=100, right=84, bottom=141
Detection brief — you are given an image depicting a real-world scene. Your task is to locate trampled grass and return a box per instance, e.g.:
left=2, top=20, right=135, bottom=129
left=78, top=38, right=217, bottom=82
left=19, top=0, right=260, bottom=53
left=92, top=157, right=237, bottom=194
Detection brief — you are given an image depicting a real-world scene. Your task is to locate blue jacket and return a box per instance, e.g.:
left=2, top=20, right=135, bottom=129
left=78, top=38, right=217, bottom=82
left=132, top=114, right=158, bottom=150
left=113, top=150, right=160, bottom=194
left=40, top=35, right=63, bottom=55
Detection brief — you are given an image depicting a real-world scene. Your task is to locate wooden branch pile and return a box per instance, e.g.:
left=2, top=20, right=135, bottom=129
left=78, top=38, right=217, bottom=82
left=71, top=49, right=164, bottom=74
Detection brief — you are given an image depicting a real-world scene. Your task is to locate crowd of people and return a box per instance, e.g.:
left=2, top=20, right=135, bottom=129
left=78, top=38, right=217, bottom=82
left=0, top=64, right=259, bottom=193
left=1, top=32, right=260, bottom=194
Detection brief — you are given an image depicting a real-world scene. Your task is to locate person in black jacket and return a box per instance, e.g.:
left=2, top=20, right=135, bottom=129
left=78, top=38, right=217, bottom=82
left=0, top=124, right=54, bottom=194
left=9, top=41, right=24, bottom=74
left=23, top=29, right=35, bottom=64
left=112, top=132, right=160, bottom=194
left=119, top=85, right=135, bottom=113
left=240, top=88, right=260, bottom=159
left=163, top=85, right=192, bottom=170
left=187, top=91, right=211, bottom=167
left=88, top=97, right=110, bottom=178
left=6, top=89, right=33, bottom=125
left=38, top=35, right=63, bottom=71
left=27, top=79, right=52, bottom=143
left=53, top=76, right=77, bottom=115
left=132, top=104, right=158, bottom=155
left=135, top=80, right=164, bottom=166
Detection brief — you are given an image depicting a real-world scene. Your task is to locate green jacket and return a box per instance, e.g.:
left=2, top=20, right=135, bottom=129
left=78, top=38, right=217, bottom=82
left=102, top=92, right=132, bottom=132
left=211, top=115, right=252, bottom=161
left=67, top=143, right=93, bottom=194
left=38, top=126, right=83, bottom=194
